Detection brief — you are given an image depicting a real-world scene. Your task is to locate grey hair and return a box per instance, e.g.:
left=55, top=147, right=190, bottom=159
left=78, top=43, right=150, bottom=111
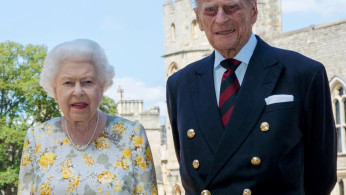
left=195, top=0, right=253, bottom=9
left=40, top=39, right=115, bottom=98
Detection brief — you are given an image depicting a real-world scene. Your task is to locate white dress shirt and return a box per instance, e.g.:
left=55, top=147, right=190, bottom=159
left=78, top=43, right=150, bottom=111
left=214, top=33, right=258, bottom=105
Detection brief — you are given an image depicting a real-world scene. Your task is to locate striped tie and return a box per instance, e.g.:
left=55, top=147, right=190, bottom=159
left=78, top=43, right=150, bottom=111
left=219, top=59, right=241, bottom=127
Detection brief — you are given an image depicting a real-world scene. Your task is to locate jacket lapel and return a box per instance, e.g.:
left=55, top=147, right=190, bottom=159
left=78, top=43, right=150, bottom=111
left=203, top=37, right=284, bottom=186
left=189, top=52, right=224, bottom=154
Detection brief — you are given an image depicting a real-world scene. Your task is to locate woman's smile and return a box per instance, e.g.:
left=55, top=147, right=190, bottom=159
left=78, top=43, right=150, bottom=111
left=71, top=102, right=88, bottom=109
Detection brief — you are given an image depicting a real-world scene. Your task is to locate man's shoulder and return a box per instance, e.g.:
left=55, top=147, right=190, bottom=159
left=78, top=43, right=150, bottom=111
left=256, top=36, right=321, bottom=66
left=275, top=47, right=323, bottom=72
left=257, top=37, right=323, bottom=72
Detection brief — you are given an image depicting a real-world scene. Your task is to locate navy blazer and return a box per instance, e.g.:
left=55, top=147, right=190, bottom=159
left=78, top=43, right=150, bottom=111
left=166, top=36, right=337, bottom=195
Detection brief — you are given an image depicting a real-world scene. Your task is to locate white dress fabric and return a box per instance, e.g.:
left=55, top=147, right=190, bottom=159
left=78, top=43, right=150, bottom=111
left=18, top=115, right=157, bottom=195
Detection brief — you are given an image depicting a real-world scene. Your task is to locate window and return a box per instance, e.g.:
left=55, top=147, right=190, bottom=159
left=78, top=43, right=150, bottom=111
left=338, top=127, right=343, bottom=153
left=173, top=185, right=181, bottom=195
left=192, top=20, right=198, bottom=38
left=168, top=62, right=178, bottom=76
left=330, top=78, right=346, bottom=154
left=344, top=99, right=346, bottom=122
left=171, top=23, right=176, bottom=41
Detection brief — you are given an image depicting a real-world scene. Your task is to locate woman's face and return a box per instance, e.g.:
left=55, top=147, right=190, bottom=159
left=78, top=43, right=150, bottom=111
left=53, top=61, right=103, bottom=123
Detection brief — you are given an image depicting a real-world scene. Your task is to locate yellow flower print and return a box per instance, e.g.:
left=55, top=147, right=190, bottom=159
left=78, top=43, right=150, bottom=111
left=145, top=146, right=152, bottom=162
left=139, top=161, right=147, bottom=170
left=39, top=152, right=55, bottom=167
left=114, top=179, right=122, bottom=191
left=112, top=121, right=125, bottom=134
left=132, top=135, right=144, bottom=148
left=66, top=186, right=75, bottom=192
left=135, top=155, right=144, bottom=164
left=23, top=140, right=29, bottom=150
left=82, top=153, right=95, bottom=166
left=64, top=158, right=72, bottom=165
left=136, top=185, right=143, bottom=193
left=46, top=125, right=53, bottom=134
left=70, top=175, right=81, bottom=187
left=63, top=138, right=71, bottom=145
left=121, top=159, right=131, bottom=170
left=97, top=171, right=115, bottom=184
left=151, top=183, right=158, bottom=195
left=61, top=166, right=73, bottom=179
left=114, top=159, right=131, bottom=170
left=123, top=148, right=131, bottom=158
left=37, top=136, right=41, bottom=140
left=97, top=187, right=103, bottom=193
left=114, top=161, right=122, bottom=168
left=114, top=185, right=122, bottom=191
left=66, top=175, right=80, bottom=192
left=61, top=158, right=73, bottom=179
left=34, top=143, right=41, bottom=154
left=21, top=154, right=30, bottom=166
left=96, top=137, right=110, bottom=150
left=39, top=180, right=53, bottom=195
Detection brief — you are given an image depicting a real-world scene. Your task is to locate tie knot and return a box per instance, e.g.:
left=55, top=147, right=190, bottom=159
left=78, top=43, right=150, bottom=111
left=220, top=59, right=241, bottom=71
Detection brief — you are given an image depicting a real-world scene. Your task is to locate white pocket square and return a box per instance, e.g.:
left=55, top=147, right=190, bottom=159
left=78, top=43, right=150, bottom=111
left=265, top=94, right=294, bottom=105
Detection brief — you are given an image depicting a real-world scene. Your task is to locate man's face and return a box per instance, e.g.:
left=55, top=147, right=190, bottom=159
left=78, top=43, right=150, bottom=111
left=194, top=0, right=257, bottom=58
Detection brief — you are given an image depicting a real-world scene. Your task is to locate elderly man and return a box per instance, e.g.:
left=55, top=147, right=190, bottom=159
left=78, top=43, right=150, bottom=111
left=166, top=0, right=337, bottom=194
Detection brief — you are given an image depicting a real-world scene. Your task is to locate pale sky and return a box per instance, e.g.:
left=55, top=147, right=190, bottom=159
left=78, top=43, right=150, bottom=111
left=1, top=0, right=345, bottom=120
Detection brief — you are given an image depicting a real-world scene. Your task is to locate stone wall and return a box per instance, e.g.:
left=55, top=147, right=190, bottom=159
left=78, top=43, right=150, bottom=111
left=268, top=19, right=346, bottom=82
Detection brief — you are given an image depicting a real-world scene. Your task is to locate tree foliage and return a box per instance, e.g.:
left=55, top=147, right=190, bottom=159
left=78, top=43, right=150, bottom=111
left=99, top=96, right=117, bottom=115
left=0, top=41, right=117, bottom=194
left=0, top=41, right=58, bottom=194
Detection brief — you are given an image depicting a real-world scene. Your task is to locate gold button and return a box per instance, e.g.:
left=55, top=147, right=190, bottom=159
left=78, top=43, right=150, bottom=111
left=201, top=189, right=211, bottom=195
left=243, top=188, right=252, bottom=195
left=187, top=129, right=196, bottom=138
left=260, top=122, right=269, bottom=132
left=193, top=160, right=200, bottom=169
left=251, top=157, right=261, bottom=166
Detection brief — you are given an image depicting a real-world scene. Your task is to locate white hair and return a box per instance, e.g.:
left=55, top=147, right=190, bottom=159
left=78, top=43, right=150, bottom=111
left=40, top=39, right=115, bottom=98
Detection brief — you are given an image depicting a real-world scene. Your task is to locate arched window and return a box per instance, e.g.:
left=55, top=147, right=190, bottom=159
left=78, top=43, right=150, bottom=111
left=168, top=62, right=178, bottom=76
left=173, top=185, right=181, bottom=195
left=192, top=20, right=198, bottom=38
left=330, top=77, right=346, bottom=154
left=171, top=23, right=176, bottom=41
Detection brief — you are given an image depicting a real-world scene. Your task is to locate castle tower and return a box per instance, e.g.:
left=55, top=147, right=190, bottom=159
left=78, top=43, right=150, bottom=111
left=253, top=0, right=282, bottom=40
left=163, top=0, right=213, bottom=78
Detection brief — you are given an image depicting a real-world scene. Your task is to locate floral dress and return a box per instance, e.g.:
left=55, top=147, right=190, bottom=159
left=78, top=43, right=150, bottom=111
left=18, top=115, right=157, bottom=195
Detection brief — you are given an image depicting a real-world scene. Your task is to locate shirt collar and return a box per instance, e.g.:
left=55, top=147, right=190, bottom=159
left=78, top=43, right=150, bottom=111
left=214, top=32, right=257, bottom=69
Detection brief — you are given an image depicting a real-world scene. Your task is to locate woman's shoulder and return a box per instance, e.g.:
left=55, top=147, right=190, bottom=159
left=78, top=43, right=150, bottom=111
left=29, top=117, right=61, bottom=133
left=105, top=115, right=144, bottom=132
left=106, top=115, right=136, bottom=126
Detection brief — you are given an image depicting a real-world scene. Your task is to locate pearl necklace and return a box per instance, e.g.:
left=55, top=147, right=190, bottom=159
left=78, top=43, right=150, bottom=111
left=64, top=112, right=100, bottom=151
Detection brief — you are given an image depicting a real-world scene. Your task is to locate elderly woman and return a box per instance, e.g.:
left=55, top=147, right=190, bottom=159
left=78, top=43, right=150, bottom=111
left=18, top=39, right=157, bottom=194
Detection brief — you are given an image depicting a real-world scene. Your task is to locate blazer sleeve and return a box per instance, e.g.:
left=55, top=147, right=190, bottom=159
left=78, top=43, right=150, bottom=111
left=303, top=65, right=337, bottom=194
left=166, top=77, right=180, bottom=162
